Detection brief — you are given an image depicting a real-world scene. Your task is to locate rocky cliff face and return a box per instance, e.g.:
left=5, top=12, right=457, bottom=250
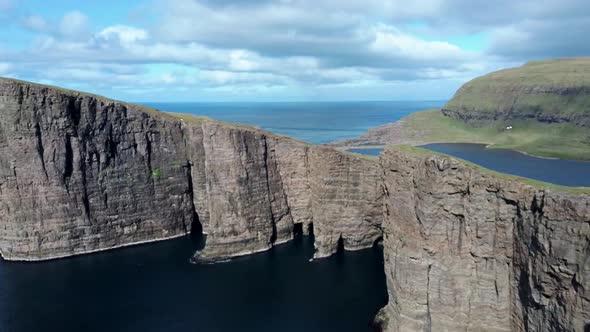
left=183, top=120, right=384, bottom=262
left=0, top=78, right=383, bottom=261
left=377, top=147, right=590, bottom=332
left=2, top=78, right=589, bottom=332
left=0, top=79, right=195, bottom=260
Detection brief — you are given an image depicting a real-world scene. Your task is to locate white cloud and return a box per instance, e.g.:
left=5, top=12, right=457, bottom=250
left=8, top=0, right=589, bottom=101
left=3, top=16, right=489, bottom=101
left=368, top=25, right=464, bottom=62
left=199, top=70, right=266, bottom=85
left=59, top=11, right=89, bottom=39
left=487, top=17, right=590, bottom=59
left=96, top=25, right=149, bottom=46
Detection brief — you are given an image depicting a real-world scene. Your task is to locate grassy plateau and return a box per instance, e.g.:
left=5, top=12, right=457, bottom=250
left=395, top=109, right=590, bottom=160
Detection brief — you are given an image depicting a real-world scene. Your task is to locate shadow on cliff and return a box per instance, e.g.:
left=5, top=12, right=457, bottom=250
left=189, top=212, right=206, bottom=251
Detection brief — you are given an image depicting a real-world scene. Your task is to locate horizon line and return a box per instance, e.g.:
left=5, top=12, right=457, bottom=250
left=134, top=99, right=449, bottom=104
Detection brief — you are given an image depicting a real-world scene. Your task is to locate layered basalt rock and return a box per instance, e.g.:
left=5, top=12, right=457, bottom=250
left=2, top=78, right=589, bottom=332
left=308, top=147, right=384, bottom=258
left=0, top=79, right=195, bottom=261
left=0, top=78, right=383, bottom=262
left=376, top=147, right=590, bottom=332
left=182, top=122, right=385, bottom=262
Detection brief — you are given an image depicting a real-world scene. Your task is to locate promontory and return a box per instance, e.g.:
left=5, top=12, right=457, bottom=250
left=0, top=64, right=588, bottom=331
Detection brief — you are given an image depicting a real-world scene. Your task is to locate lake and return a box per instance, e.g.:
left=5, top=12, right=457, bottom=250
left=349, top=144, right=590, bottom=187
left=421, top=143, right=590, bottom=187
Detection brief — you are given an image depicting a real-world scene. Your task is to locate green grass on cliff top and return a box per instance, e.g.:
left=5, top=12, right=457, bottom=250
left=465, top=58, right=590, bottom=88
left=391, top=145, right=590, bottom=195
left=443, top=57, right=590, bottom=118
left=399, top=109, right=590, bottom=160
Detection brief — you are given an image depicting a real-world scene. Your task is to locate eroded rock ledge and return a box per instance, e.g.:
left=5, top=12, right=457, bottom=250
left=0, top=78, right=382, bottom=262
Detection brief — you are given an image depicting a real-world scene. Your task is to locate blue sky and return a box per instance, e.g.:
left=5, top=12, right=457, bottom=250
left=1, top=0, right=589, bottom=102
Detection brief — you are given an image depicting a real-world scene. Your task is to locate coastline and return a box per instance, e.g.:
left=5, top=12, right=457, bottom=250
left=339, top=141, right=588, bottom=162
left=0, top=232, right=189, bottom=263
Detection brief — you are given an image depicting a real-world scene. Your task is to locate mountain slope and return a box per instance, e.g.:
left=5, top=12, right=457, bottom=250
left=333, top=58, right=590, bottom=160
left=442, top=58, right=590, bottom=127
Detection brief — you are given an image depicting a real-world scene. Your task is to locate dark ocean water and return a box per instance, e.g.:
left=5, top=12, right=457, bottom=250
left=0, top=235, right=387, bottom=332
left=3, top=101, right=451, bottom=332
left=143, top=101, right=444, bottom=144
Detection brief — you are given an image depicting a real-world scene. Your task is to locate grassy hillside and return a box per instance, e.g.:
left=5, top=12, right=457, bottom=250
left=395, top=109, right=590, bottom=160
left=443, top=57, right=590, bottom=127
left=339, top=58, right=590, bottom=160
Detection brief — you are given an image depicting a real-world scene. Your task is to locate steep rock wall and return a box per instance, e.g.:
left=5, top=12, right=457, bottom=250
left=0, top=80, right=194, bottom=261
left=377, top=148, right=590, bottom=332
left=189, top=125, right=384, bottom=262
left=0, top=79, right=383, bottom=261
left=2, top=78, right=589, bottom=332
left=308, top=147, right=383, bottom=258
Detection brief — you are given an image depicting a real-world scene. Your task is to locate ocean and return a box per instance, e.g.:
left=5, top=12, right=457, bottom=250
left=142, top=101, right=445, bottom=144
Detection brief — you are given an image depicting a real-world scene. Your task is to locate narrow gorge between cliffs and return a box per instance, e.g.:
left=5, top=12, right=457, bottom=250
left=0, top=79, right=589, bottom=332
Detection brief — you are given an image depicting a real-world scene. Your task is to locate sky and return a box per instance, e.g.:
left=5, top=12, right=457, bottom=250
left=0, top=0, right=589, bottom=102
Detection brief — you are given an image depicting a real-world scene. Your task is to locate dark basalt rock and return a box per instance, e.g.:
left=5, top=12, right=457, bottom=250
left=0, top=78, right=383, bottom=262
left=1, top=78, right=588, bottom=332
left=377, top=147, right=590, bottom=331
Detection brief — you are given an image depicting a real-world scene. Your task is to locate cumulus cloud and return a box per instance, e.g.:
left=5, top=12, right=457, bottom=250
left=59, top=11, right=89, bottom=39
left=3, top=0, right=590, bottom=101
left=21, top=10, right=91, bottom=40
left=368, top=25, right=465, bottom=62
left=488, top=17, right=590, bottom=59
left=96, top=25, right=149, bottom=46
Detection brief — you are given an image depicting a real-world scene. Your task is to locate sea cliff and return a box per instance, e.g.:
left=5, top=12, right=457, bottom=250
left=1, top=78, right=588, bottom=331
left=0, top=78, right=382, bottom=262
left=376, top=147, right=590, bottom=331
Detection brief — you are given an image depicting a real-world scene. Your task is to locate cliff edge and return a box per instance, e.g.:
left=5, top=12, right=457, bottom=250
left=0, top=78, right=383, bottom=261
left=376, top=146, right=590, bottom=331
